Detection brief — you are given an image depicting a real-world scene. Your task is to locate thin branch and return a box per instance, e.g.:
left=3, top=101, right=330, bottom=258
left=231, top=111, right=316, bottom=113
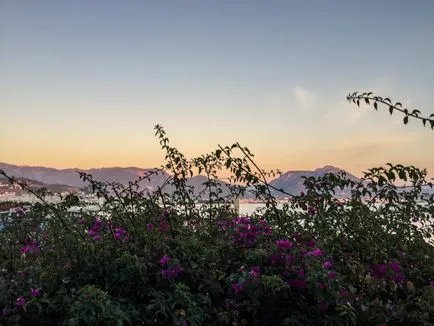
left=347, top=91, right=434, bottom=129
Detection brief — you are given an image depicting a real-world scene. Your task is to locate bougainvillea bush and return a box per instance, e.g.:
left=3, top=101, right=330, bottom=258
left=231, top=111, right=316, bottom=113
left=1, top=124, right=433, bottom=326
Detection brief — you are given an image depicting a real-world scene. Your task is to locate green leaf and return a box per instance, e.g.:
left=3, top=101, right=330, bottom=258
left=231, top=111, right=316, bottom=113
left=364, top=98, right=370, bottom=105
left=389, top=106, right=394, bottom=115
left=403, top=116, right=409, bottom=125
left=374, top=102, right=378, bottom=110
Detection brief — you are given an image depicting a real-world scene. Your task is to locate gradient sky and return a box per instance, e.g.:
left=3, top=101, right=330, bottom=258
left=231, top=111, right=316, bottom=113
left=1, top=0, right=433, bottom=177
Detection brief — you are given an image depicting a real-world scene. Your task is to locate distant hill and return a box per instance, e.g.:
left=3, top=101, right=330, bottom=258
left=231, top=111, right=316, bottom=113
left=269, top=165, right=360, bottom=196
left=0, top=176, right=81, bottom=194
left=0, top=162, right=170, bottom=191
left=1, top=162, right=362, bottom=199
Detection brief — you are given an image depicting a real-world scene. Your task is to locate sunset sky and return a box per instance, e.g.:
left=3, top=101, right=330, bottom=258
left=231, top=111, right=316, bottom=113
left=1, top=1, right=433, bottom=178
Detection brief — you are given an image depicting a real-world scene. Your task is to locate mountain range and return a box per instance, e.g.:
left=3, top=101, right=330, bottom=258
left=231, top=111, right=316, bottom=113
left=0, top=162, right=359, bottom=198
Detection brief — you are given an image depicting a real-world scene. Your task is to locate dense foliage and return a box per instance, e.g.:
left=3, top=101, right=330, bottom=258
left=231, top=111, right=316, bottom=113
left=1, top=99, right=434, bottom=324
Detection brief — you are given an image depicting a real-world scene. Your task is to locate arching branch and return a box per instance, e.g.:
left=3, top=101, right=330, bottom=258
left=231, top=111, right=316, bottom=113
left=347, top=91, right=434, bottom=129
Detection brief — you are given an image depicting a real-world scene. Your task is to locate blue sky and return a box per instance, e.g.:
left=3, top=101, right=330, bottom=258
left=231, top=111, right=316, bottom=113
left=1, top=1, right=433, bottom=177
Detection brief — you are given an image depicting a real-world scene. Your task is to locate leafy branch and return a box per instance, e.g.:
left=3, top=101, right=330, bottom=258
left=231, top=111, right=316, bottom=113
left=347, top=91, right=434, bottom=129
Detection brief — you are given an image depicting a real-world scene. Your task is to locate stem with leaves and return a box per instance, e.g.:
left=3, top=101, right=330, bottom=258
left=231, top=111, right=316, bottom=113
left=347, top=91, right=434, bottom=129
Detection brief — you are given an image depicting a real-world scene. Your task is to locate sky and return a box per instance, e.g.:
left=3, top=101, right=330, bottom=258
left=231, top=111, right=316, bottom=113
left=1, top=0, right=434, bottom=178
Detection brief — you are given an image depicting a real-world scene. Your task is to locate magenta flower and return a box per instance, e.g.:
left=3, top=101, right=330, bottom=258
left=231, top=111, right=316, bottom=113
left=372, top=264, right=387, bottom=278
left=327, top=271, right=337, bottom=280
left=389, top=261, right=401, bottom=273
left=285, top=253, right=295, bottom=266
left=430, top=281, right=434, bottom=288
left=158, top=220, right=170, bottom=233
left=258, top=219, right=272, bottom=235
left=231, top=282, right=244, bottom=294
left=20, top=240, right=40, bottom=255
left=394, top=273, right=405, bottom=283
left=15, top=296, right=25, bottom=307
left=340, top=288, right=350, bottom=297
left=231, top=216, right=270, bottom=248
left=323, top=261, right=333, bottom=269
left=372, top=261, right=405, bottom=283
left=249, top=266, right=261, bottom=278
left=308, top=248, right=322, bottom=257
left=159, top=255, right=171, bottom=266
left=306, top=239, right=316, bottom=248
left=31, top=288, right=41, bottom=297
left=87, top=217, right=104, bottom=240
left=161, top=264, right=183, bottom=280
left=146, top=223, right=154, bottom=231
left=288, top=279, right=307, bottom=289
left=270, top=254, right=282, bottom=266
left=276, top=239, right=292, bottom=250
left=113, top=227, right=129, bottom=241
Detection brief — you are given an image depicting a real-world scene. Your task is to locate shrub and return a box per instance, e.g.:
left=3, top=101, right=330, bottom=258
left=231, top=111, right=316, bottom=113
left=0, top=94, right=433, bottom=325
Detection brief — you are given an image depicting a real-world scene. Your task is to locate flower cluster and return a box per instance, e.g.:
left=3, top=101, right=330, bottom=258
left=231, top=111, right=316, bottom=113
left=113, top=227, right=129, bottom=242
left=31, top=288, right=41, bottom=297
left=276, top=239, right=292, bottom=250
left=20, top=239, right=40, bottom=255
left=267, top=236, right=339, bottom=292
left=87, top=217, right=103, bottom=241
left=371, top=260, right=405, bottom=283
left=15, top=288, right=41, bottom=308
left=231, top=217, right=272, bottom=247
left=230, top=266, right=261, bottom=294
left=159, top=255, right=183, bottom=280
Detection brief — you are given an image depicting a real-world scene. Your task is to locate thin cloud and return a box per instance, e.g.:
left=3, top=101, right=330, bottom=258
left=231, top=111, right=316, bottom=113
left=293, top=87, right=316, bottom=109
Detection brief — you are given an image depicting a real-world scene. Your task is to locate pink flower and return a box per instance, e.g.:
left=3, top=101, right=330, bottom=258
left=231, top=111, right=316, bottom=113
left=309, top=248, right=322, bottom=257
left=270, top=254, right=282, bottom=266
left=231, top=282, right=244, bottom=294
left=275, top=239, right=292, bottom=250
left=285, top=254, right=295, bottom=266
left=161, top=264, right=183, bottom=279
left=288, top=279, right=307, bottom=289
left=31, top=288, right=41, bottom=297
left=249, top=266, right=260, bottom=278
left=113, top=227, right=129, bottom=241
left=159, top=255, right=171, bottom=266
left=146, top=223, right=154, bottom=231
left=158, top=220, right=170, bottom=233
left=340, top=288, right=349, bottom=297
left=15, top=296, right=25, bottom=306
left=306, top=239, right=316, bottom=248
left=87, top=217, right=104, bottom=240
left=20, top=240, right=40, bottom=255
left=323, top=261, right=333, bottom=269
left=327, top=271, right=337, bottom=280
